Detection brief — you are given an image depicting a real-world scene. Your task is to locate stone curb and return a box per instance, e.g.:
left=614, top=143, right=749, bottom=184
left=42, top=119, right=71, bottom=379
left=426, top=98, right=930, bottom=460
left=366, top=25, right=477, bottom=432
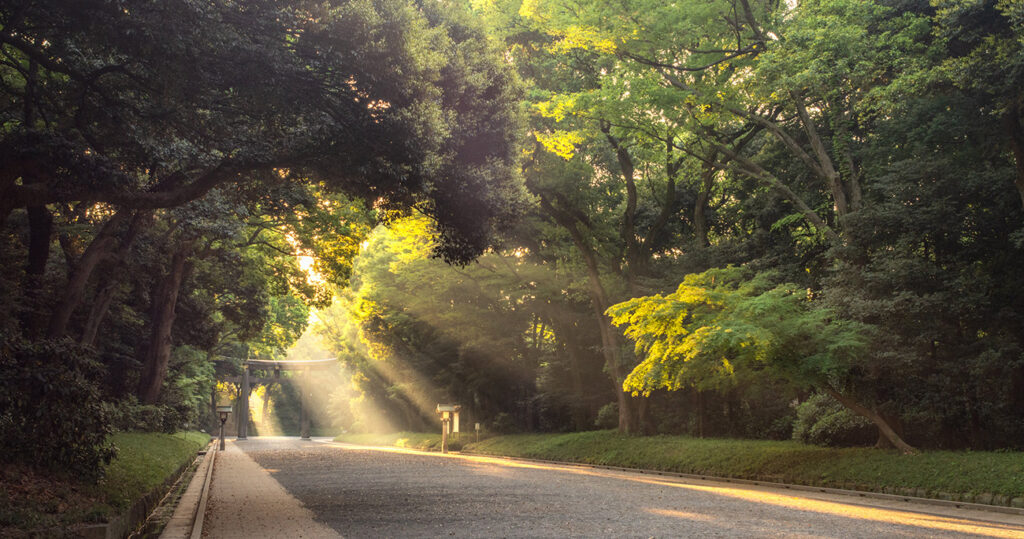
left=78, top=448, right=200, bottom=539
left=457, top=450, right=1024, bottom=517
left=158, top=442, right=217, bottom=539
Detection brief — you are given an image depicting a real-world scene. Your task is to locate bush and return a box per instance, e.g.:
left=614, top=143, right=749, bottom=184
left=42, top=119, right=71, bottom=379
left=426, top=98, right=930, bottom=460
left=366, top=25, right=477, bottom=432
left=594, top=402, right=618, bottom=430
left=0, top=338, right=116, bottom=480
left=792, top=393, right=875, bottom=447
left=489, top=412, right=519, bottom=434
left=105, top=397, right=184, bottom=433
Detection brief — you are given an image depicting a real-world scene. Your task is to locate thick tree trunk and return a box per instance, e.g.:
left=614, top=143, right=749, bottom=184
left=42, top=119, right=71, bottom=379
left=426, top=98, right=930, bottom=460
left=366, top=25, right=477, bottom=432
left=137, top=239, right=195, bottom=404
left=614, top=380, right=633, bottom=434
left=78, top=212, right=148, bottom=346
left=874, top=411, right=906, bottom=450
left=22, top=204, right=53, bottom=338
left=80, top=279, right=118, bottom=347
left=595, top=309, right=634, bottom=434
left=824, top=387, right=917, bottom=454
left=46, top=211, right=129, bottom=339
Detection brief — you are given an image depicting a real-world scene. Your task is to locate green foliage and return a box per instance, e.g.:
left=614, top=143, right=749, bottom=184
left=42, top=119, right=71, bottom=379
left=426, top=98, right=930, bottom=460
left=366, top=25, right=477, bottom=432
left=594, top=402, right=619, bottom=430
left=0, top=338, right=115, bottom=481
left=315, top=216, right=569, bottom=433
left=609, top=267, right=869, bottom=395
left=792, top=393, right=875, bottom=447
left=106, top=399, right=177, bottom=434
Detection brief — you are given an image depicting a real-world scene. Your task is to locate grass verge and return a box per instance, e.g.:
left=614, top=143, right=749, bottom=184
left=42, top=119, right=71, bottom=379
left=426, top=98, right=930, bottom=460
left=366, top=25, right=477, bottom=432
left=466, top=431, right=1024, bottom=505
left=339, top=430, right=1024, bottom=506
left=0, top=431, right=210, bottom=534
left=99, top=431, right=210, bottom=509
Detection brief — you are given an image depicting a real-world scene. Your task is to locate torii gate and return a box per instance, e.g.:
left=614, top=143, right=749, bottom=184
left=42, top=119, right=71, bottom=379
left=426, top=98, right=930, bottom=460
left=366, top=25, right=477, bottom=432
left=217, top=358, right=337, bottom=440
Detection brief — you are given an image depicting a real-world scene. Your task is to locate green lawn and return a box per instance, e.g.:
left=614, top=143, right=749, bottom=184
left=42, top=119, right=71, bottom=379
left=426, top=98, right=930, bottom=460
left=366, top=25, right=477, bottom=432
left=0, top=431, right=210, bottom=534
left=339, top=430, right=1024, bottom=505
left=100, top=431, right=210, bottom=509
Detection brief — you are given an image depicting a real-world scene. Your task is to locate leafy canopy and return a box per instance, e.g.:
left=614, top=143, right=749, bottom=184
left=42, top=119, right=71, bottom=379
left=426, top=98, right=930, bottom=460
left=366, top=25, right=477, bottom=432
left=607, top=267, right=870, bottom=395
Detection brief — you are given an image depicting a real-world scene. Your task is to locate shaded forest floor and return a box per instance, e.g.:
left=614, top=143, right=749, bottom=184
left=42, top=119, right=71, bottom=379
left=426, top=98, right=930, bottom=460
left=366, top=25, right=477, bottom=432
left=336, top=430, right=1024, bottom=507
left=0, top=431, right=209, bottom=536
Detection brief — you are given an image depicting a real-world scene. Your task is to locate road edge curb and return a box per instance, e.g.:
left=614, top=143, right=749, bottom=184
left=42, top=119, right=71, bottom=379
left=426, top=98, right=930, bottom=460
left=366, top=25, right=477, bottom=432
left=189, top=444, right=217, bottom=539
left=157, top=442, right=217, bottom=539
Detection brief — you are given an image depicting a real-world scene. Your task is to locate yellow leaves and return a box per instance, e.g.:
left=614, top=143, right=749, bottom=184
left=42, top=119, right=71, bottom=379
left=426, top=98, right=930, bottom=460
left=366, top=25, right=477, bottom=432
left=549, top=25, right=617, bottom=54
left=534, top=94, right=578, bottom=122
left=375, top=215, right=436, bottom=272
left=534, top=130, right=584, bottom=159
left=530, top=93, right=587, bottom=159
left=470, top=0, right=498, bottom=11
left=518, top=0, right=541, bottom=19
left=718, top=358, right=734, bottom=376
left=518, top=0, right=615, bottom=53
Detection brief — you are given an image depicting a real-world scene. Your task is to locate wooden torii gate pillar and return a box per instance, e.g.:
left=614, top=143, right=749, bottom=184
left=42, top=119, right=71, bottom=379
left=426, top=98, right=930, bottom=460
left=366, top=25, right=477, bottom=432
left=238, top=363, right=250, bottom=439
left=225, top=358, right=336, bottom=440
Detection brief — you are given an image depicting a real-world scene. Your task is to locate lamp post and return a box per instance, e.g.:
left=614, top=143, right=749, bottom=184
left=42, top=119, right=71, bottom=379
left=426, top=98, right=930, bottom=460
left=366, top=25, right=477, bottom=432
left=216, top=405, right=232, bottom=451
left=435, top=404, right=461, bottom=454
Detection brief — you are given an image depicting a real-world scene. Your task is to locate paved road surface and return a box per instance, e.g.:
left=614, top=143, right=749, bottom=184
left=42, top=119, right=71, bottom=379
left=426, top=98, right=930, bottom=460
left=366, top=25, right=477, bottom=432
left=203, top=436, right=1024, bottom=538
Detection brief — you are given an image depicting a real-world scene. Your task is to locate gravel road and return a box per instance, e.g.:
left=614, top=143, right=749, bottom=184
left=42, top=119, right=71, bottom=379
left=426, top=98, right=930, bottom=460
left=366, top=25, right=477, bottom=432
left=218, top=437, right=1024, bottom=538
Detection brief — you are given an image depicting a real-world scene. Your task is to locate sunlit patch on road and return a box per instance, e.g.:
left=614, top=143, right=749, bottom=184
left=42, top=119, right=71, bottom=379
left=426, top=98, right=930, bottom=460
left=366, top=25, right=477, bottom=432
left=322, top=441, right=1024, bottom=538
left=644, top=508, right=718, bottom=523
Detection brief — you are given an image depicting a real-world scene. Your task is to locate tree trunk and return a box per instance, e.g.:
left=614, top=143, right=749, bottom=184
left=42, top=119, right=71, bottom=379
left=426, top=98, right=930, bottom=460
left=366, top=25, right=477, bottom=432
left=614, top=381, right=633, bottom=434
left=78, top=211, right=148, bottom=346
left=539, top=194, right=636, bottom=433
left=874, top=411, right=906, bottom=450
left=46, top=210, right=129, bottom=339
left=791, top=92, right=849, bottom=219
left=137, top=239, right=195, bottom=404
left=80, top=279, right=119, bottom=347
left=824, top=387, right=917, bottom=454
left=601, top=126, right=639, bottom=284
left=694, top=163, right=715, bottom=248
left=22, top=204, right=53, bottom=338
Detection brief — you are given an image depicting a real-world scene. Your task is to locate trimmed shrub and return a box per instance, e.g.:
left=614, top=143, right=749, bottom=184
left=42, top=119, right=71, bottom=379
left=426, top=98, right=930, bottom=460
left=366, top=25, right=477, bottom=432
left=105, top=397, right=183, bottom=433
left=792, top=393, right=874, bottom=447
left=594, top=402, right=619, bottom=430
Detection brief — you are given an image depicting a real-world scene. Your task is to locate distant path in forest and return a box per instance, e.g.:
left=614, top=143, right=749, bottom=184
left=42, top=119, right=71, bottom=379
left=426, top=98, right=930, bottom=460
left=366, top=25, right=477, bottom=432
left=203, top=437, right=1024, bottom=538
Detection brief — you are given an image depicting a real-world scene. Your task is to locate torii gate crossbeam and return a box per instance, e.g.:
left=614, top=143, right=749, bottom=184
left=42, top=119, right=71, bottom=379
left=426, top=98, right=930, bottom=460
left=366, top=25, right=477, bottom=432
left=219, top=358, right=337, bottom=440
